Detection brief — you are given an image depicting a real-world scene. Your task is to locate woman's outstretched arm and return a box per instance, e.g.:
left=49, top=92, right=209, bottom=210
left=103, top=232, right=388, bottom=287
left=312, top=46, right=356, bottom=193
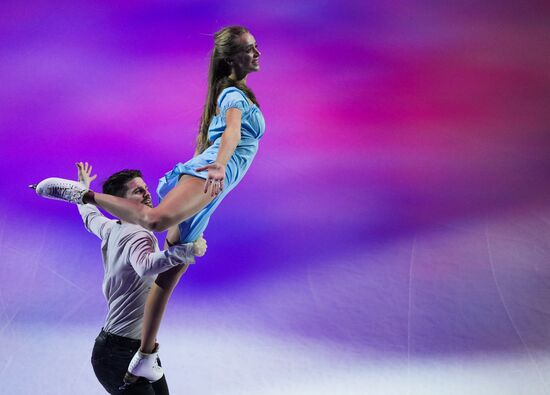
left=195, top=107, right=242, bottom=197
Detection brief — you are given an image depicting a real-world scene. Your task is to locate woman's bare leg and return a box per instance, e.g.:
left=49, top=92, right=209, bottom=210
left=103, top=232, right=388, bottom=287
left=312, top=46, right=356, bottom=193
left=140, top=225, right=188, bottom=352
left=90, top=175, right=215, bottom=232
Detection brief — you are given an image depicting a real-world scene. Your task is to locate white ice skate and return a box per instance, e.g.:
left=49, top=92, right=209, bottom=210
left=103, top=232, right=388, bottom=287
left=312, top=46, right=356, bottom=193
left=30, top=177, right=88, bottom=204
left=123, top=345, right=164, bottom=384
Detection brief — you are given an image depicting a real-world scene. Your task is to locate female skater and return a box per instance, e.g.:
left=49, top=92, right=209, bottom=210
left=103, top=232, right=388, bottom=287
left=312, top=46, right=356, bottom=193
left=34, top=25, right=264, bottom=383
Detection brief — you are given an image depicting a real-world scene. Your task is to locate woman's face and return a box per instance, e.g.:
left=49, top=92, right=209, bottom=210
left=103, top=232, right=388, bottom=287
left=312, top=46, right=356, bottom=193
left=230, top=32, right=261, bottom=76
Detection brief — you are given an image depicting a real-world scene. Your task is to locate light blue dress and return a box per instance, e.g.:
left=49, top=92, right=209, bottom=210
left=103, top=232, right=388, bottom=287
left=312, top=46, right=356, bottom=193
left=157, top=87, right=266, bottom=242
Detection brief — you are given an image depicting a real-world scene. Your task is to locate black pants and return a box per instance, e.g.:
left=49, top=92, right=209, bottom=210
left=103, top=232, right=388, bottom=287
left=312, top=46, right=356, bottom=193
left=91, top=329, right=169, bottom=395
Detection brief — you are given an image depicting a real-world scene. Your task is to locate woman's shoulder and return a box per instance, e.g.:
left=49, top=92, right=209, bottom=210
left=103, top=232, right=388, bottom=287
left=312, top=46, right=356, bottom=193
left=217, top=86, right=251, bottom=108
left=220, top=85, right=245, bottom=93
left=218, top=86, right=247, bottom=100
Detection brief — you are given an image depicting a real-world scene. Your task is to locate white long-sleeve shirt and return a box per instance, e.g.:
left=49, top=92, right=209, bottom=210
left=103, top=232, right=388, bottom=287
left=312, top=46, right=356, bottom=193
left=78, top=204, right=195, bottom=339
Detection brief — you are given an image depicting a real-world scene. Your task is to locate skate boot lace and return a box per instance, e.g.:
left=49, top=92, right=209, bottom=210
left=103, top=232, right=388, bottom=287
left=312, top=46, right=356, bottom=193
left=49, top=184, right=83, bottom=202
left=49, top=185, right=68, bottom=199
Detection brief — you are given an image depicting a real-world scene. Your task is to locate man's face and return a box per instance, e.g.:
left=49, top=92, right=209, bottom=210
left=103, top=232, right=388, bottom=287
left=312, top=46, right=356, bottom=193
left=124, top=177, right=153, bottom=208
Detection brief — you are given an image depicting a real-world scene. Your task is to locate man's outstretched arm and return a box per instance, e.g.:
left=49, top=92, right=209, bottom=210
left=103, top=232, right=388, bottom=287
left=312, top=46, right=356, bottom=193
left=126, top=233, right=207, bottom=277
left=76, top=162, right=116, bottom=240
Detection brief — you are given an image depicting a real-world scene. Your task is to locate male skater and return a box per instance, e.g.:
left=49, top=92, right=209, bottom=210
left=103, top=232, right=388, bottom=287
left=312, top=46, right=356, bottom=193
left=76, top=162, right=206, bottom=394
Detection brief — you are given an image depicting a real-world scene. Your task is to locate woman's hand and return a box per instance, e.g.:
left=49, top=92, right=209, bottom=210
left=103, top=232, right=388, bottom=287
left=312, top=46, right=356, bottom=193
left=196, top=162, right=225, bottom=197
left=76, top=162, right=97, bottom=188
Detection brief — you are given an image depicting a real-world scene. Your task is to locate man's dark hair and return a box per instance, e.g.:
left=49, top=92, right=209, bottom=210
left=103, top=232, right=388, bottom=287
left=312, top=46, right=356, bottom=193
left=102, top=169, right=143, bottom=197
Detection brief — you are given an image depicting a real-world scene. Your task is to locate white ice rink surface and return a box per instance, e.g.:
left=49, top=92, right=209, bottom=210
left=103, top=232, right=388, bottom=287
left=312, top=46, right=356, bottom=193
left=4, top=320, right=550, bottom=395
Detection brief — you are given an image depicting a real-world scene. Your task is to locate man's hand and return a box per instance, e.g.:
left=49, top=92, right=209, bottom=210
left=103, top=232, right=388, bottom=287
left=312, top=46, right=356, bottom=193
left=192, top=235, right=207, bottom=257
left=76, top=162, right=97, bottom=188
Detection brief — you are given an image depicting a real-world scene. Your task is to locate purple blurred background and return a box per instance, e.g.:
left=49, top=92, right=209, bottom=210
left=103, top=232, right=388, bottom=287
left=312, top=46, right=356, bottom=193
left=1, top=1, right=550, bottom=394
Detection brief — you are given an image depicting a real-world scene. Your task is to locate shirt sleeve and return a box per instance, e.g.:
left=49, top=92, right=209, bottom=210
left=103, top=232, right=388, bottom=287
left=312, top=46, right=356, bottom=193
left=77, top=204, right=117, bottom=240
left=218, top=88, right=250, bottom=116
left=125, top=230, right=196, bottom=277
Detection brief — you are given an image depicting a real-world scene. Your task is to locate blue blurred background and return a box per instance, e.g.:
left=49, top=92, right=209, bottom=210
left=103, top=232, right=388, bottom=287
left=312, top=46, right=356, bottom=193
left=1, top=1, right=550, bottom=394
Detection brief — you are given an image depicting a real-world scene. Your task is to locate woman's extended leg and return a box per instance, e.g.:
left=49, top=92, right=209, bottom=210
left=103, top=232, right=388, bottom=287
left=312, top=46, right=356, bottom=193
left=140, top=225, right=187, bottom=353
left=91, top=175, right=215, bottom=232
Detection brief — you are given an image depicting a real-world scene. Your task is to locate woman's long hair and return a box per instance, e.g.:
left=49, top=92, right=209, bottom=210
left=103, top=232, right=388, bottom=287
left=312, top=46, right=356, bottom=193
left=195, top=26, right=260, bottom=155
